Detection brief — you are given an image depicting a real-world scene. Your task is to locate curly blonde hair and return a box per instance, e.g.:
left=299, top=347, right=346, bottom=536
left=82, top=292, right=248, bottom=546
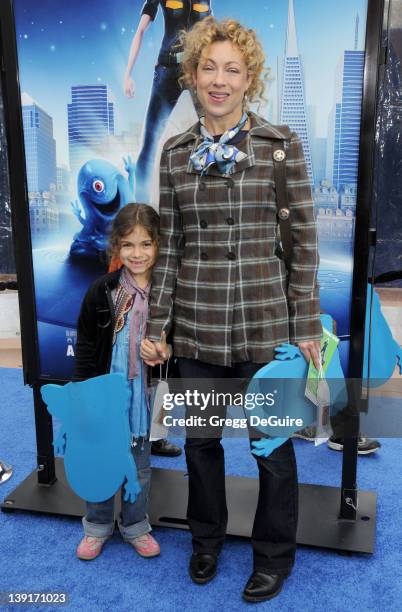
left=180, top=17, right=267, bottom=106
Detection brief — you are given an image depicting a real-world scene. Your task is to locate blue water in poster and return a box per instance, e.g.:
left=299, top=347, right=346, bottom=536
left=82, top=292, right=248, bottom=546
left=13, top=0, right=367, bottom=379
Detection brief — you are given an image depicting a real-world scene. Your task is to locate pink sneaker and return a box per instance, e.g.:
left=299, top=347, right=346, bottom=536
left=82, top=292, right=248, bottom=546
left=76, top=535, right=109, bottom=560
left=128, top=533, right=160, bottom=558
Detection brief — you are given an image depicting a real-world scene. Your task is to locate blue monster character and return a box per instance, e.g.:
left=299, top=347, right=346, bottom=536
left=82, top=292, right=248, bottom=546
left=247, top=314, right=347, bottom=458
left=363, top=284, right=402, bottom=385
left=70, top=156, right=135, bottom=259
left=249, top=293, right=402, bottom=457
left=41, top=373, right=141, bottom=503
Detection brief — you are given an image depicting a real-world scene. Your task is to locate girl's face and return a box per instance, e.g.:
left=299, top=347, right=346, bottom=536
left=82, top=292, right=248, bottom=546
left=193, top=40, right=251, bottom=129
left=118, top=225, right=158, bottom=284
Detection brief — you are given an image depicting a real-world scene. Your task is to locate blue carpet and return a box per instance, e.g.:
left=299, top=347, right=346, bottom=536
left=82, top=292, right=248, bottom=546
left=1, top=366, right=402, bottom=611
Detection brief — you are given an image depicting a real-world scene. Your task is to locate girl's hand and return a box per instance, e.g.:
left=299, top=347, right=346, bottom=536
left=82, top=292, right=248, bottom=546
left=141, top=333, right=171, bottom=366
left=140, top=339, right=164, bottom=366
left=298, top=339, right=321, bottom=370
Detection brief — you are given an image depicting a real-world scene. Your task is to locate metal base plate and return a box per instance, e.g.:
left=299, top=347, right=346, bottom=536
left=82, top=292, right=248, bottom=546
left=149, top=468, right=377, bottom=553
left=1, top=458, right=85, bottom=516
left=1, top=459, right=376, bottom=553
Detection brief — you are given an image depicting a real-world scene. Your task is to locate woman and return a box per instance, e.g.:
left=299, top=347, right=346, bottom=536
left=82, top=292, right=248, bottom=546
left=141, top=17, right=321, bottom=603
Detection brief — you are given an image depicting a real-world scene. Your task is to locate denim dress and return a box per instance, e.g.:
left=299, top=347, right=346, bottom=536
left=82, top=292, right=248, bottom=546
left=110, top=305, right=149, bottom=444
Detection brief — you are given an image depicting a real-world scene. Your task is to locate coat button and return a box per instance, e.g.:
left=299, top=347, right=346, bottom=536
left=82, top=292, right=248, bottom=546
left=200, top=220, right=208, bottom=229
left=273, top=149, right=286, bottom=162
left=201, top=252, right=208, bottom=261
left=226, top=217, right=234, bottom=225
left=278, top=208, right=290, bottom=220
left=227, top=251, right=236, bottom=260
left=226, top=178, right=235, bottom=188
left=199, top=180, right=206, bottom=191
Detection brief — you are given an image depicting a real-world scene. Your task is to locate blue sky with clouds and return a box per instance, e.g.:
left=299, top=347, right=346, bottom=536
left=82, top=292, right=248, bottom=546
left=14, top=0, right=367, bottom=166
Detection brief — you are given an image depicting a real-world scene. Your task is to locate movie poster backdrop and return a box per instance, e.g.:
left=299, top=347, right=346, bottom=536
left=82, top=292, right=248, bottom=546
left=12, top=0, right=368, bottom=379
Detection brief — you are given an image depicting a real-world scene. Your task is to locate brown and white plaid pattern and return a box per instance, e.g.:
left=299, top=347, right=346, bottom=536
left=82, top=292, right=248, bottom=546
left=148, top=112, right=321, bottom=366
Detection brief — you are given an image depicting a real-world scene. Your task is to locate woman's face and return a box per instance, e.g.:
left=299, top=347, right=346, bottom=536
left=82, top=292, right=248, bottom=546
left=193, top=40, right=251, bottom=129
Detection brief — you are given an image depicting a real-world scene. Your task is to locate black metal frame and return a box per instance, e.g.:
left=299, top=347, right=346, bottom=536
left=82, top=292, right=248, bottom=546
left=0, top=0, right=38, bottom=386
left=0, top=0, right=56, bottom=485
left=0, top=0, right=385, bottom=553
left=340, top=0, right=387, bottom=521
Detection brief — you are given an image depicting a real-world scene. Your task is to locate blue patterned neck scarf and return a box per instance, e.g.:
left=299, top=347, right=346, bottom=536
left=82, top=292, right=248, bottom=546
left=190, top=112, right=248, bottom=176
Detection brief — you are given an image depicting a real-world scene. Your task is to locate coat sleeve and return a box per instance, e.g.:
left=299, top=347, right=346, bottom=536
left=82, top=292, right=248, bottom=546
left=73, top=285, right=98, bottom=381
left=147, top=147, right=184, bottom=342
left=285, top=132, right=322, bottom=344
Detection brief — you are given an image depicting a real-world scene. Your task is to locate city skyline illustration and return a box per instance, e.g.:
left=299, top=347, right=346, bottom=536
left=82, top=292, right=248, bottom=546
left=15, top=0, right=367, bottom=164
left=17, top=0, right=367, bottom=242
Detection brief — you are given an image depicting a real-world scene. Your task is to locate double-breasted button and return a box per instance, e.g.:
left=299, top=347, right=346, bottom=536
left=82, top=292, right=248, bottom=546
left=199, top=180, right=206, bottom=191
left=226, top=178, right=235, bottom=189
left=200, top=220, right=208, bottom=229
left=201, top=252, right=208, bottom=261
left=226, top=217, right=234, bottom=225
left=278, top=208, right=290, bottom=220
left=273, top=149, right=286, bottom=162
left=227, top=251, right=236, bottom=260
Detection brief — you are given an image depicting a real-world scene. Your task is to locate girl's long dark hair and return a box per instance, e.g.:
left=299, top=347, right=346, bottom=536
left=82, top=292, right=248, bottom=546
left=108, top=203, right=160, bottom=258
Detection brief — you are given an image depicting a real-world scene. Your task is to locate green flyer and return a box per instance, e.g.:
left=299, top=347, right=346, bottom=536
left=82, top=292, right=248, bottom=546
left=305, top=327, right=340, bottom=405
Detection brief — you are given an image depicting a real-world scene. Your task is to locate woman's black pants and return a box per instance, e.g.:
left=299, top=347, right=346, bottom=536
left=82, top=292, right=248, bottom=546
left=177, top=357, right=298, bottom=575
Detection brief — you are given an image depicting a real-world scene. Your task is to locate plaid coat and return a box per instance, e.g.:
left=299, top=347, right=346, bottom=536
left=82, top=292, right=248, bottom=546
left=148, top=112, right=321, bottom=366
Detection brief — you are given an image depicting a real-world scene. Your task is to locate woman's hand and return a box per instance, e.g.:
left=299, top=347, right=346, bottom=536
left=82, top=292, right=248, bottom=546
left=298, top=340, right=321, bottom=370
left=140, top=332, right=171, bottom=366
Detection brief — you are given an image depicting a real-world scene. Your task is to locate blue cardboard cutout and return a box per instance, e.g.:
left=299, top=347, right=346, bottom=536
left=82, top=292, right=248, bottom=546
left=249, top=291, right=402, bottom=457
left=363, top=285, right=402, bottom=385
left=41, top=373, right=141, bottom=503
left=248, top=314, right=347, bottom=456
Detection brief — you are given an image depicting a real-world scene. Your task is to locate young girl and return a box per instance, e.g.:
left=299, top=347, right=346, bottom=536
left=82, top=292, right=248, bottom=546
left=74, top=203, right=168, bottom=561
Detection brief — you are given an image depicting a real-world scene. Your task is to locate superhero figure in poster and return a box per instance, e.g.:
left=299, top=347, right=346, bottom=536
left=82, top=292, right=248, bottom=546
left=124, top=0, right=212, bottom=202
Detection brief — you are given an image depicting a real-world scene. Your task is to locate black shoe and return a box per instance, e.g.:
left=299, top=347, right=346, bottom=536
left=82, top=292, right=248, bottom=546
left=327, top=435, right=381, bottom=455
left=243, top=572, right=285, bottom=603
left=151, top=439, right=182, bottom=457
left=189, top=553, right=218, bottom=584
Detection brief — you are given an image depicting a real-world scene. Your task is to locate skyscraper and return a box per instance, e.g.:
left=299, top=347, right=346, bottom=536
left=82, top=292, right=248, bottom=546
left=327, top=49, right=365, bottom=189
left=279, top=0, right=314, bottom=184
left=307, top=105, right=327, bottom=185
left=327, top=14, right=365, bottom=190
left=56, top=165, right=71, bottom=193
left=21, top=93, right=57, bottom=193
left=311, top=137, right=327, bottom=184
left=67, top=85, right=115, bottom=174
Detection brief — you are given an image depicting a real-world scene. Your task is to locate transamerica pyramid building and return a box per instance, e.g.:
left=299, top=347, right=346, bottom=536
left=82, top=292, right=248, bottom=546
left=279, top=0, right=314, bottom=184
